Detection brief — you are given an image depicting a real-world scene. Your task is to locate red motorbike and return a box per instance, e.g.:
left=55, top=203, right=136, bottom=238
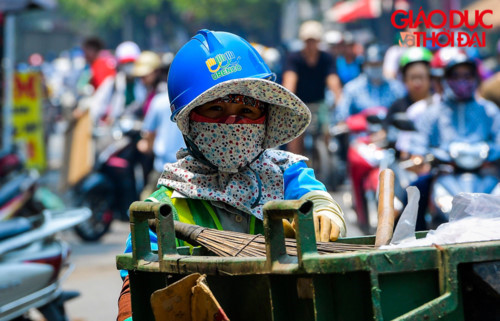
left=344, top=107, right=390, bottom=234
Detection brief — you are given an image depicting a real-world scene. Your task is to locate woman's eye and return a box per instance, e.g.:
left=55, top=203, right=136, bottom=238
left=208, top=105, right=223, bottom=112
left=242, top=107, right=260, bottom=114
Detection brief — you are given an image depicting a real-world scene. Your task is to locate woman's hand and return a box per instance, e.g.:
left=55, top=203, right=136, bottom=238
left=291, top=211, right=341, bottom=242
left=313, top=211, right=341, bottom=242
left=137, top=132, right=155, bottom=154
left=297, top=190, right=346, bottom=242
left=282, top=219, right=296, bottom=238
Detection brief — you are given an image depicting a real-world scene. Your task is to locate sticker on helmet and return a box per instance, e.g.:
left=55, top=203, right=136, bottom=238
left=205, top=50, right=242, bottom=80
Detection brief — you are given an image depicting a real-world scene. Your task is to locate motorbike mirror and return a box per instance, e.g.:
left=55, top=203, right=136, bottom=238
left=391, top=113, right=416, bottom=131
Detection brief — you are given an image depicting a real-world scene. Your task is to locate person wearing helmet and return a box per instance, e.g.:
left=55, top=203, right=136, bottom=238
left=335, top=43, right=406, bottom=122
left=394, top=47, right=458, bottom=158
left=397, top=48, right=472, bottom=228
left=406, top=51, right=500, bottom=230
left=479, top=39, right=500, bottom=108
left=73, top=37, right=117, bottom=123
left=117, top=29, right=346, bottom=321
left=166, top=29, right=344, bottom=239
left=136, top=51, right=186, bottom=199
left=429, top=47, right=465, bottom=94
left=334, top=31, right=363, bottom=86
left=399, top=47, right=463, bottom=141
left=384, top=47, right=432, bottom=134
left=411, top=51, right=500, bottom=159
left=325, top=30, right=343, bottom=57
left=107, top=41, right=147, bottom=122
left=131, top=51, right=164, bottom=117
left=133, top=50, right=184, bottom=199
left=282, top=20, right=343, bottom=155
left=116, top=41, right=141, bottom=73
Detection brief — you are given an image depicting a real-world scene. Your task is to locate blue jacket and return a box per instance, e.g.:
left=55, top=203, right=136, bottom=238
left=410, top=96, right=500, bottom=161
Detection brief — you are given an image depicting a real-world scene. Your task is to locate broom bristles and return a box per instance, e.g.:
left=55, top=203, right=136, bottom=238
left=174, top=222, right=374, bottom=257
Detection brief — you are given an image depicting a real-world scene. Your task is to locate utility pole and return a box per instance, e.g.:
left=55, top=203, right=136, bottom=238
left=2, top=14, right=15, bottom=154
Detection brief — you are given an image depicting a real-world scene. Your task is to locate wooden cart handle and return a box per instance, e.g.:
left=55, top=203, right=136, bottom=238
left=375, top=169, right=395, bottom=247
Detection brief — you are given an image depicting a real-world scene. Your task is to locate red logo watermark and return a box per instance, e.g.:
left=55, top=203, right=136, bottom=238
left=391, top=9, right=493, bottom=48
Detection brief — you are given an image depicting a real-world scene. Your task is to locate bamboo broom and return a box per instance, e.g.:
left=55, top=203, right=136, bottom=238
left=174, top=221, right=374, bottom=257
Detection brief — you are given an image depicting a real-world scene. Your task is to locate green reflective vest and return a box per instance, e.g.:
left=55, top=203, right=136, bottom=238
left=147, top=186, right=263, bottom=245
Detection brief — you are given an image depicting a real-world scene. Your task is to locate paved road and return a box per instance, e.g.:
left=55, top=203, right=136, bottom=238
left=61, top=222, right=129, bottom=321
left=58, top=186, right=363, bottom=321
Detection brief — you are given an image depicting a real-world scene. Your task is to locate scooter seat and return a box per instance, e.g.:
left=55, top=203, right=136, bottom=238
left=0, top=217, right=32, bottom=241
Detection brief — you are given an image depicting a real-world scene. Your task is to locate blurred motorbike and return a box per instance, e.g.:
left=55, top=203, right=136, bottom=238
left=304, top=131, right=342, bottom=191
left=0, top=150, right=91, bottom=320
left=0, top=151, right=46, bottom=221
left=303, top=102, right=344, bottom=191
left=427, top=142, right=500, bottom=228
left=72, top=116, right=144, bottom=241
left=391, top=115, right=500, bottom=229
left=343, top=107, right=387, bottom=233
left=0, top=207, right=91, bottom=321
left=342, top=107, right=413, bottom=233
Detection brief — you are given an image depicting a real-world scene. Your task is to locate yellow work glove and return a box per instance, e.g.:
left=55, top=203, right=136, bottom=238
left=282, top=219, right=296, bottom=238
left=293, top=190, right=346, bottom=242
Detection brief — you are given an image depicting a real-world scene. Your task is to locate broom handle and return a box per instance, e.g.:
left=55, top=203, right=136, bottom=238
left=375, top=169, right=395, bottom=247
left=174, top=221, right=204, bottom=246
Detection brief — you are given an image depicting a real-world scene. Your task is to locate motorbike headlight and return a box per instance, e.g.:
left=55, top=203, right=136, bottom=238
left=433, top=183, right=453, bottom=214
left=450, top=142, right=489, bottom=170
left=454, top=155, right=484, bottom=170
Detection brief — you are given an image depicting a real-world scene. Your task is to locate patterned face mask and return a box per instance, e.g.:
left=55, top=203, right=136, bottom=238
left=444, top=78, right=477, bottom=101
left=188, top=122, right=265, bottom=173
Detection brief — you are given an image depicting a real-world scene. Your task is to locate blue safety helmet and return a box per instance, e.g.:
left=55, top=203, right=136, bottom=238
left=168, top=29, right=311, bottom=150
left=168, top=29, right=276, bottom=121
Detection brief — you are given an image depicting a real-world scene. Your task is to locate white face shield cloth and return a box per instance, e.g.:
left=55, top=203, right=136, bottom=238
left=188, top=122, right=266, bottom=173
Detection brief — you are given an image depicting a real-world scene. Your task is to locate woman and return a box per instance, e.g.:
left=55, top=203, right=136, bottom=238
left=117, top=29, right=346, bottom=321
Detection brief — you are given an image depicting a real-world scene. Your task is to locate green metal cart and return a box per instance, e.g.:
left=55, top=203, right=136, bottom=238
left=116, top=200, right=500, bottom=321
